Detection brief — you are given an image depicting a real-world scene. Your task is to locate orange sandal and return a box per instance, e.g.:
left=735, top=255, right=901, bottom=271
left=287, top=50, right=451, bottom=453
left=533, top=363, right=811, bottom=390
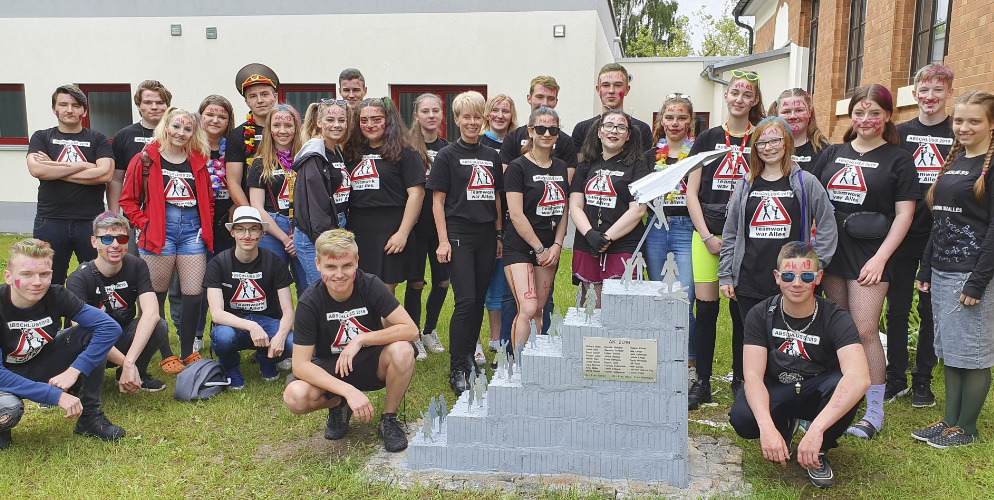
left=183, top=352, right=203, bottom=365
left=159, top=356, right=185, bottom=374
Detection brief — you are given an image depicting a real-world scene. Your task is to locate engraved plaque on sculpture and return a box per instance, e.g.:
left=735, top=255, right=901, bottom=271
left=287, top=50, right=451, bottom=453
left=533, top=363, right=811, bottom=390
left=582, top=337, right=658, bottom=382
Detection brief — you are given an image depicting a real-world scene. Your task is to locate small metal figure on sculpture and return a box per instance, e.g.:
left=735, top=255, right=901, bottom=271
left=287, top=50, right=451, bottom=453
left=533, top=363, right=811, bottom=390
left=475, top=373, right=488, bottom=406
left=583, top=283, right=597, bottom=322
left=656, top=252, right=690, bottom=303
left=428, top=397, right=438, bottom=426
left=634, top=253, right=646, bottom=282
left=549, top=310, right=564, bottom=337
left=621, top=254, right=638, bottom=289
left=421, top=411, right=434, bottom=441
left=439, top=394, right=447, bottom=424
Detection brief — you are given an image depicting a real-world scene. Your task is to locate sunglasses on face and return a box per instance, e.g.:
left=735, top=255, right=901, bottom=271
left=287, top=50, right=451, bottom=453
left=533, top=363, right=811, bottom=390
left=730, top=70, right=760, bottom=81
left=531, top=125, right=560, bottom=136
left=98, top=234, right=129, bottom=245
left=779, top=271, right=817, bottom=283
left=320, top=98, right=349, bottom=107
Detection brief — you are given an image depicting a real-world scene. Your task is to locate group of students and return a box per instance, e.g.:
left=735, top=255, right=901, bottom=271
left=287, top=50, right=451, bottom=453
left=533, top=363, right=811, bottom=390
left=1, top=60, right=992, bottom=480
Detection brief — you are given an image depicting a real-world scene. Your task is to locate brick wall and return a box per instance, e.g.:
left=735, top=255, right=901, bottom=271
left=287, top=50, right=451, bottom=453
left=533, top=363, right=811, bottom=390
left=755, top=14, right=776, bottom=52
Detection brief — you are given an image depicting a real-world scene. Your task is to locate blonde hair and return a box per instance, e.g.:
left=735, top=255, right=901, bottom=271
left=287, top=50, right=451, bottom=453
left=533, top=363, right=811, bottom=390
left=303, top=100, right=351, bottom=143
left=482, top=94, right=517, bottom=135
left=8, top=239, right=54, bottom=267
left=651, top=95, right=695, bottom=144
left=747, top=117, right=795, bottom=182
left=255, top=103, right=303, bottom=183
left=768, top=88, right=828, bottom=153
left=315, top=229, right=358, bottom=259
left=451, top=91, right=485, bottom=119
left=926, top=91, right=994, bottom=208
left=154, top=107, right=209, bottom=157
left=528, top=76, right=560, bottom=95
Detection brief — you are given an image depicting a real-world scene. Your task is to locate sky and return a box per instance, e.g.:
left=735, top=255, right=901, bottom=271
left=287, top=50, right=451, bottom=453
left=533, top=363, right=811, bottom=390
left=675, top=0, right=753, bottom=52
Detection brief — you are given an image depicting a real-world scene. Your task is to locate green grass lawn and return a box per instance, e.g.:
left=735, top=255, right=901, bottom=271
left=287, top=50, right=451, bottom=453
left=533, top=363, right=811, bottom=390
left=0, top=233, right=990, bottom=499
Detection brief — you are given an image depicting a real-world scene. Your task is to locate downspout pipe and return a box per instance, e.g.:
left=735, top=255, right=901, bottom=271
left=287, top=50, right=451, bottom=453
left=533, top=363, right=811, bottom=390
left=732, top=0, right=755, bottom=55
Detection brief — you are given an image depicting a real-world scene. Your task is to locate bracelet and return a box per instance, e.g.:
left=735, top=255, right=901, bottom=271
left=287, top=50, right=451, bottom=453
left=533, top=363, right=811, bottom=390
left=701, top=234, right=715, bottom=243
left=535, top=246, right=547, bottom=255
left=604, top=234, right=613, bottom=242
left=552, top=242, right=562, bottom=249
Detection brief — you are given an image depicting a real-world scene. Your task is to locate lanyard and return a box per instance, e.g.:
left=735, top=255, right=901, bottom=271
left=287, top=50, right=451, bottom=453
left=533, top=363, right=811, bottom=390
left=723, top=123, right=752, bottom=160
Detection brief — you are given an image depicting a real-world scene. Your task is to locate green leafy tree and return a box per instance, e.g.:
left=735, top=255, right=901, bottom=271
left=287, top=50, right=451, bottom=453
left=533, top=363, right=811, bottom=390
left=613, top=0, right=681, bottom=56
left=626, top=17, right=694, bottom=57
left=695, top=4, right=749, bottom=57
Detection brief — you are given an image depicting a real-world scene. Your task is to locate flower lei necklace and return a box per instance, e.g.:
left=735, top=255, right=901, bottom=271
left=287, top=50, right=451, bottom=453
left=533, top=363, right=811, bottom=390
left=243, top=113, right=257, bottom=155
left=654, top=136, right=695, bottom=201
left=207, top=138, right=227, bottom=198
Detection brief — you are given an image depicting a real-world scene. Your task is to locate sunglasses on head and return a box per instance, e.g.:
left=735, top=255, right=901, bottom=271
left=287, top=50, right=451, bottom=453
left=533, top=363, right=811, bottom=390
left=98, top=234, right=130, bottom=245
left=730, top=70, right=760, bottom=81
left=779, top=271, right=817, bottom=283
left=667, top=93, right=692, bottom=100
left=320, top=98, right=349, bottom=107
left=531, top=125, right=560, bottom=136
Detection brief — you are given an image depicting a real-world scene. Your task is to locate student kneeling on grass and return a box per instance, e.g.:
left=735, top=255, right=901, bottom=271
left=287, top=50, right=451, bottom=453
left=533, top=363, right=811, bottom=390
left=283, top=229, right=417, bottom=453
left=0, top=239, right=124, bottom=450
left=729, top=242, right=870, bottom=489
left=205, top=206, right=295, bottom=389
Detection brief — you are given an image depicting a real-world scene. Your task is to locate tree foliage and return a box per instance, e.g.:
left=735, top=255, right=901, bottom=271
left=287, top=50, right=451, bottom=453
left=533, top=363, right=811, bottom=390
left=613, top=0, right=680, bottom=55
left=614, top=0, right=748, bottom=58
left=694, top=4, right=749, bottom=57
left=626, top=17, right=694, bottom=57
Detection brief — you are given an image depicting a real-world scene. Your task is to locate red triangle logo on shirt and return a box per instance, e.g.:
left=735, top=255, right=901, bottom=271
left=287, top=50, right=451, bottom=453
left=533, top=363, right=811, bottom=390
left=714, top=151, right=750, bottom=180
left=914, top=143, right=944, bottom=171
left=352, top=158, right=378, bottom=180
left=778, top=339, right=812, bottom=360
left=98, top=291, right=128, bottom=311
left=750, top=197, right=792, bottom=226
left=334, top=317, right=373, bottom=348
left=57, top=145, right=87, bottom=163
left=585, top=172, right=617, bottom=196
left=468, top=164, right=494, bottom=190
left=279, top=176, right=291, bottom=202
left=337, top=166, right=352, bottom=191
left=231, top=279, right=266, bottom=303
left=826, top=165, right=867, bottom=192
left=164, top=177, right=196, bottom=202
left=538, top=181, right=566, bottom=206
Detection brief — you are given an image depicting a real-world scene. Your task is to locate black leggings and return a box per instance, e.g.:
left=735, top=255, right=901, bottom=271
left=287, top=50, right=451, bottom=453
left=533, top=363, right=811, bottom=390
left=695, top=298, right=744, bottom=381
left=406, top=226, right=450, bottom=335
left=446, top=222, right=496, bottom=370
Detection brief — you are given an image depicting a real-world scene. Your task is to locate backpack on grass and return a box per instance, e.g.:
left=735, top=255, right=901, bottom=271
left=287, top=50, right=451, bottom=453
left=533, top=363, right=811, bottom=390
left=174, top=359, right=230, bottom=402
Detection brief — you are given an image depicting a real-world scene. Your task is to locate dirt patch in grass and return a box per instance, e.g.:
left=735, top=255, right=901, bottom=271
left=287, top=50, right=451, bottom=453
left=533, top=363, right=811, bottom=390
left=254, top=426, right=380, bottom=463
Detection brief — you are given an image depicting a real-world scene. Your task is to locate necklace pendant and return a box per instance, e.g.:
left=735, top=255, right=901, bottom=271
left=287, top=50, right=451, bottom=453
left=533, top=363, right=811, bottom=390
left=597, top=218, right=602, bottom=226
left=795, top=382, right=801, bottom=394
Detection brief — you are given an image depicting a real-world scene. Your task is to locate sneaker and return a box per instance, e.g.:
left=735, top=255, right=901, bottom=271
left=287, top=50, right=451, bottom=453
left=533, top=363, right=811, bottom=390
left=421, top=330, right=445, bottom=354
left=884, top=378, right=910, bottom=402
left=140, top=374, right=166, bottom=392
left=912, top=420, right=950, bottom=442
left=377, top=413, right=409, bottom=452
left=193, top=337, right=204, bottom=352
left=688, top=366, right=698, bottom=392
left=325, top=399, right=353, bottom=440
left=807, top=453, right=835, bottom=489
left=688, top=379, right=712, bottom=410
left=488, top=341, right=499, bottom=353
left=928, top=426, right=977, bottom=449
left=227, top=369, right=245, bottom=390
left=730, top=378, right=743, bottom=398
left=74, top=410, right=126, bottom=442
left=413, top=339, right=428, bottom=361
left=37, top=403, right=51, bottom=410
left=474, top=350, right=487, bottom=367
left=912, top=380, right=936, bottom=408
left=276, top=358, right=292, bottom=371
left=0, top=429, right=10, bottom=450
left=450, top=369, right=470, bottom=397
left=798, top=420, right=811, bottom=434
left=260, top=362, right=280, bottom=382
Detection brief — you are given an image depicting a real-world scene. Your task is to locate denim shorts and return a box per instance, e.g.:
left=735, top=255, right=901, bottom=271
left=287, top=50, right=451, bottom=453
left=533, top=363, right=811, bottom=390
left=139, top=205, right=206, bottom=256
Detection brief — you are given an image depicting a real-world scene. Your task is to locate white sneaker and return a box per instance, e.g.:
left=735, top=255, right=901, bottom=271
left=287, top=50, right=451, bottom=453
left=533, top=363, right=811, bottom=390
left=414, top=339, right=428, bottom=361
left=688, top=366, right=698, bottom=391
left=276, top=358, right=292, bottom=371
left=193, top=337, right=204, bottom=352
left=474, top=350, right=487, bottom=366
left=488, top=341, right=499, bottom=352
left=422, top=331, right=445, bottom=353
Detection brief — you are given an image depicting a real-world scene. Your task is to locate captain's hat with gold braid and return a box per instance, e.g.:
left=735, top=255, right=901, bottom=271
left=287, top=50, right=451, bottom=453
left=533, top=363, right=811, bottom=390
left=234, top=63, right=279, bottom=96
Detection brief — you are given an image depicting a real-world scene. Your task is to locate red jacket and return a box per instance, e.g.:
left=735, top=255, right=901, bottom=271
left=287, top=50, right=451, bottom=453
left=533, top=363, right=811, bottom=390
left=120, top=141, right=214, bottom=254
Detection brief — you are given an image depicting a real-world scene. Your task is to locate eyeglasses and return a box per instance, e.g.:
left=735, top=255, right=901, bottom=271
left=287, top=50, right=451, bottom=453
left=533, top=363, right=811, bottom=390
left=666, top=93, right=692, bottom=100
left=779, top=271, right=817, bottom=283
left=320, top=98, right=349, bottom=107
left=531, top=125, right=560, bottom=136
left=731, top=70, right=760, bottom=81
left=231, top=227, right=264, bottom=236
left=97, top=234, right=129, bottom=245
left=754, top=137, right=784, bottom=150
left=600, top=123, right=629, bottom=134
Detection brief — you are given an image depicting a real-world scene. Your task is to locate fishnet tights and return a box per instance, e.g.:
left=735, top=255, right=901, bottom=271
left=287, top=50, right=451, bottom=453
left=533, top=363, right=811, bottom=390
left=141, top=254, right=206, bottom=295
left=821, top=274, right=888, bottom=384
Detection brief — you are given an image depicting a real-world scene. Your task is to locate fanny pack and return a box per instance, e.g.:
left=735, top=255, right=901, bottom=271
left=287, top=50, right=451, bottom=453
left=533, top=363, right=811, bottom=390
left=702, top=203, right=727, bottom=236
left=834, top=210, right=890, bottom=240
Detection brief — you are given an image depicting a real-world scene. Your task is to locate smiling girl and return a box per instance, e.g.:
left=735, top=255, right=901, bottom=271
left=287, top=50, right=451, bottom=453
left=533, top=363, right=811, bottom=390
left=768, top=88, right=830, bottom=173
left=120, top=107, right=214, bottom=372
left=812, top=84, right=920, bottom=439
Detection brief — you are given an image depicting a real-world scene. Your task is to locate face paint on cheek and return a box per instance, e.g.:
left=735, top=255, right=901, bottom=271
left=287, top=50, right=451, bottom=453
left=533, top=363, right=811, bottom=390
left=14, top=280, right=20, bottom=289
left=618, top=91, right=624, bottom=98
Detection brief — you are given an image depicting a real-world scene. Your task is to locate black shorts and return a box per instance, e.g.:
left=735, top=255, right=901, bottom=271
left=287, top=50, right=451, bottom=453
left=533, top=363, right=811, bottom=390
left=286, top=344, right=389, bottom=392
left=502, top=226, right=556, bottom=266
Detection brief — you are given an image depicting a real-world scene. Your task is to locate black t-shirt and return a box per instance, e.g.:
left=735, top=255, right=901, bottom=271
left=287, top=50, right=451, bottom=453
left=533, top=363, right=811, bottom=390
left=210, top=149, right=235, bottom=247
left=247, top=159, right=292, bottom=216
left=416, top=138, right=449, bottom=231
left=499, top=126, right=579, bottom=170
left=161, top=158, right=197, bottom=208
left=330, top=151, right=351, bottom=214
left=737, top=176, right=802, bottom=298
left=744, top=295, right=861, bottom=384
left=112, top=122, right=155, bottom=171
left=349, top=146, right=425, bottom=209
left=813, top=142, right=920, bottom=280
left=504, top=155, right=570, bottom=245
left=28, top=127, right=113, bottom=220
left=897, top=117, right=954, bottom=236
left=792, top=141, right=830, bottom=174
left=293, top=270, right=401, bottom=356
left=425, top=139, right=503, bottom=224
left=571, top=115, right=654, bottom=153
left=66, top=255, right=154, bottom=326
left=224, top=121, right=265, bottom=165
left=688, top=126, right=752, bottom=206
left=570, top=156, right=651, bottom=254
left=927, top=153, right=994, bottom=273
left=643, top=149, right=690, bottom=217
left=479, top=134, right=502, bottom=151
left=203, top=248, right=293, bottom=319
left=0, top=285, right=85, bottom=365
